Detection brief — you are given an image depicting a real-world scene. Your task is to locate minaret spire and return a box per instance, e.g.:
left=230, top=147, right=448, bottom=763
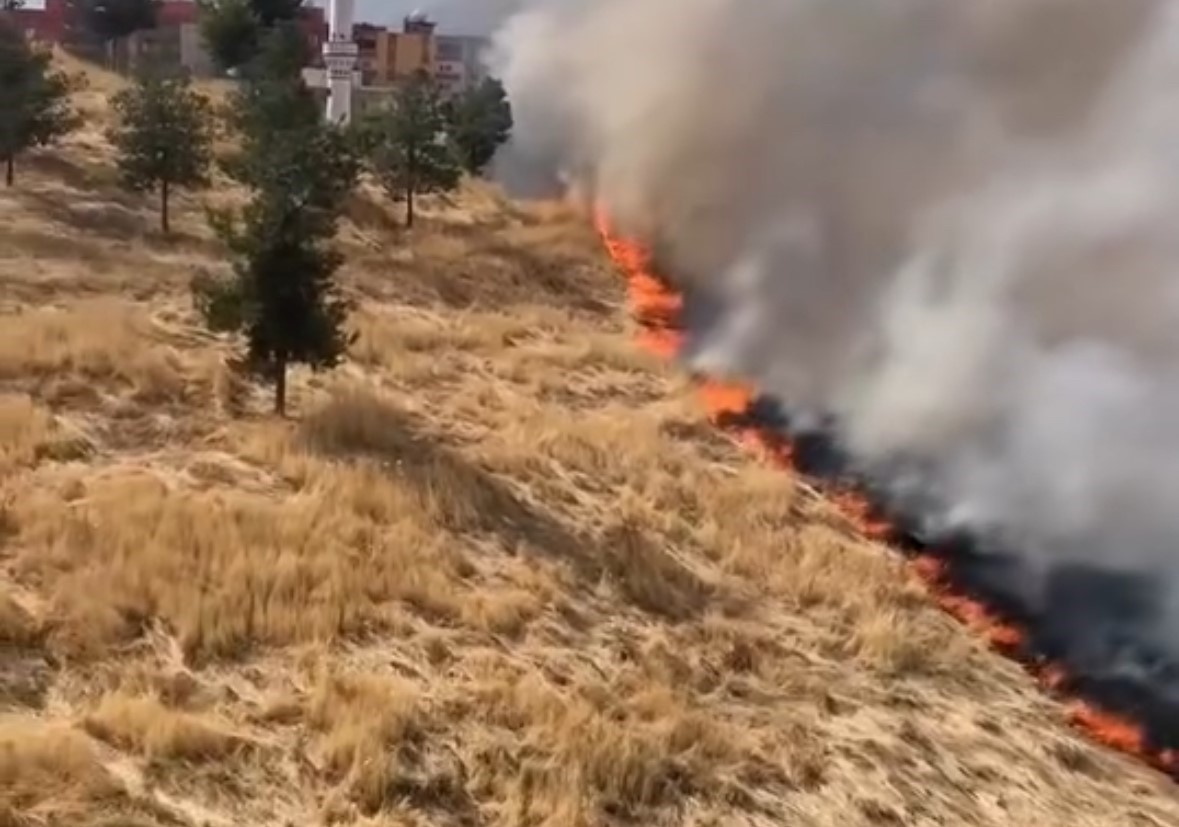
left=323, top=0, right=358, bottom=124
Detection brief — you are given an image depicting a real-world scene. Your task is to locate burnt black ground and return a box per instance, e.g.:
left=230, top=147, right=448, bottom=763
left=714, top=392, right=1179, bottom=760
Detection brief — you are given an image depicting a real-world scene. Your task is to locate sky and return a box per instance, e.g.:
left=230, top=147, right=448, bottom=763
left=354, top=1, right=426, bottom=26
left=351, top=0, right=517, bottom=34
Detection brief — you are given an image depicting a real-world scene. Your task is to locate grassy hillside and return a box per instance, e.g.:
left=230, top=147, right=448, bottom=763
left=2, top=56, right=1179, bottom=827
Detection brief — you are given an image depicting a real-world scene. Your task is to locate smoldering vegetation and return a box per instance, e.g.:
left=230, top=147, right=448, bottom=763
left=484, top=0, right=1179, bottom=746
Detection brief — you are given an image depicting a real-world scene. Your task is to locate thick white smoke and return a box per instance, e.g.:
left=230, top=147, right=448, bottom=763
left=480, top=0, right=1179, bottom=688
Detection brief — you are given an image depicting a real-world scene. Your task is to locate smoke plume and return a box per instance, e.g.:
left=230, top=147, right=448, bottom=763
left=484, top=0, right=1179, bottom=731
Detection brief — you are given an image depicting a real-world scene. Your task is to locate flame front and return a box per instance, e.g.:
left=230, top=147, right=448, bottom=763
left=594, top=206, right=1179, bottom=781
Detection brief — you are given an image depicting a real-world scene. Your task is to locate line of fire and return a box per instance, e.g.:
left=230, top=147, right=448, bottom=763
left=593, top=208, right=1179, bottom=783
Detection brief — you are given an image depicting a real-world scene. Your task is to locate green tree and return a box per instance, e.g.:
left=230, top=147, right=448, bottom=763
left=197, top=0, right=304, bottom=73
left=77, top=0, right=159, bottom=68
left=0, top=22, right=79, bottom=187
left=82, top=0, right=158, bottom=39
left=195, top=29, right=359, bottom=415
left=244, top=15, right=307, bottom=78
left=108, top=68, right=214, bottom=234
left=363, top=71, right=460, bottom=227
left=250, top=0, right=302, bottom=26
left=218, top=22, right=316, bottom=176
left=444, top=76, right=512, bottom=176
left=196, top=0, right=258, bottom=72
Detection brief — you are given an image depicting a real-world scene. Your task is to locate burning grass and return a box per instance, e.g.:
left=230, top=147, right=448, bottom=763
left=0, top=62, right=1177, bottom=827
left=595, top=209, right=1179, bottom=785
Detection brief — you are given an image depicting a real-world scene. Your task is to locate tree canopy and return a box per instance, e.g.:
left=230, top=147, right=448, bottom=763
left=219, top=22, right=319, bottom=180
left=196, top=0, right=257, bottom=72
left=0, top=21, right=79, bottom=186
left=197, top=0, right=306, bottom=73
left=79, top=0, right=160, bottom=42
left=109, top=68, right=214, bottom=234
left=445, top=76, right=513, bottom=176
left=362, top=71, right=461, bottom=227
left=250, top=0, right=302, bottom=27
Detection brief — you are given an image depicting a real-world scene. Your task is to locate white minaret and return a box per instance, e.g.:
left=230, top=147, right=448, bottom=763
left=323, top=0, right=358, bottom=124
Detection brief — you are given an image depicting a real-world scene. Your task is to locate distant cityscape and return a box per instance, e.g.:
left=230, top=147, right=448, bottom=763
left=4, top=0, right=492, bottom=97
left=319, top=10, right=493, bottom=104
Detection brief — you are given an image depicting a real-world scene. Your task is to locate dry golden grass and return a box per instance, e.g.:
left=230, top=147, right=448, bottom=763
left=0, top=720, right=124, bottom=823
left=0, top=590, right=39, bottom=649
left=305, top=670, right=428, bottom=814
left=83, top=692, right=247, bottom=763
left=0, top=394, right=90, bottom=474
left=1, top=56, right=1178, bottom=827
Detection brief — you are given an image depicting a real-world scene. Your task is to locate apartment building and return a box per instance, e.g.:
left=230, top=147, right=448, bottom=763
left=5, top=0, right=327, bottom=77
left=435, top=33, right=491, bottom=95
left=365, top=13, right=435, bottom=86
left=353, top=21, right=382, bottom=84
left=350, top=13, right=490, bottom=94
left=337, top=16, right=494, bottom=117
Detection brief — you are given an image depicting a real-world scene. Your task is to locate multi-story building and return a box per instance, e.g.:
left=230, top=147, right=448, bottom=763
left=434, top=34, right=490, bottom=95
left=321, top=12, right=490, bottom=93
left=305, top=11, right=498, bottom=115
left=5, top=0, right=327, bottom=77
left=352, top=21, right=382, bottom=85
left=374, top=13, right=435, bottom=86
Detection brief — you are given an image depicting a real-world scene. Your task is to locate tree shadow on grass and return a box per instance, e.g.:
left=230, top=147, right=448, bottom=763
left=15, top=187, right=147, bottom=240
left=23, top=152, right=113, bottom=192
left=6, top=154, right=218, bottom=253
left=0, top=224, right=206, bottom=304
left=13, top=185, right=215, bottom=251
left=297, top=389, right=711, bottom=622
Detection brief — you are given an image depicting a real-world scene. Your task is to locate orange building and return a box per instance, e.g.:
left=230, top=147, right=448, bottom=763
left=355, top=13, right=436, bottom=87
left=341, top=12, right=491, bottom=114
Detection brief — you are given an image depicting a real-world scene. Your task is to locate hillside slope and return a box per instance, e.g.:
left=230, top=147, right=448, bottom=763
left=3, top=59, right=1179, bottom=827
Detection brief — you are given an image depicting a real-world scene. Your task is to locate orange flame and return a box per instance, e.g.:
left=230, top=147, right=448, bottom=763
left=594, top=205, right=1179, bottom=780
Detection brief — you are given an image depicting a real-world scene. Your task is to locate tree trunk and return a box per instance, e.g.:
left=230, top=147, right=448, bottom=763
left=160, top=180, right=170, bottom=235
left=405, top=145, right=416, bottom=228
left=274, top=355, right=287, bottom=416
left=4, top=156, right=12, bottom=188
